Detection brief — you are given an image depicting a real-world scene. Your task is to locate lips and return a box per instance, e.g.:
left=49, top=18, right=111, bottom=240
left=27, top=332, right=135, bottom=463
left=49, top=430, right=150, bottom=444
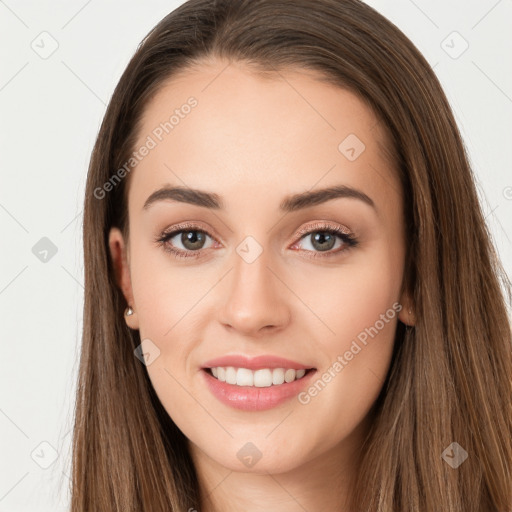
left=201, top=365, right=318, bottom=411
left=202, top=354, right=315, bottom=371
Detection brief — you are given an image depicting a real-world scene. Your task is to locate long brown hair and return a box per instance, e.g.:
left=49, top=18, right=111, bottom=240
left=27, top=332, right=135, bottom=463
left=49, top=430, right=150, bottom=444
left=71, top=0, right=512, bottom=510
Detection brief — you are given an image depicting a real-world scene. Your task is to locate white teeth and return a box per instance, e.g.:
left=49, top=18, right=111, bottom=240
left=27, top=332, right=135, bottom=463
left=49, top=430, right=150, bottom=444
left=284, top=369, right=296, bottom=383
left=237, top=368, right=254, bottom=386
left=209, top=366, right=308, bottom=387
left=225, top=366, right=237, bottom=385
left=253, top=369, right=272, bottom=387
left=272, top=368, right=285, bottom=385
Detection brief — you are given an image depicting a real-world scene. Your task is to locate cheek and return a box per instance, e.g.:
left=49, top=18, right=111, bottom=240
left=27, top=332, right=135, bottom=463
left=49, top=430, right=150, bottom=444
left=332, top=266, right=399, bottom=347
left=129, top=236, right=207, bottom=338
left=295, top=241, right=403, bottom=354
left=293, top=242, right=403, bottom=432
left=128, top=248, right=204, bottom=432
left=317, top=245, right=404, bottom=438
left=127, top=241, right=206, bottom=409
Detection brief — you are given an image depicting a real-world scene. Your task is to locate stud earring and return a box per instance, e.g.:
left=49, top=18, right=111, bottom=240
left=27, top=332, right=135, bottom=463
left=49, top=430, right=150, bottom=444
left=125, top=306, right=133, bottom=316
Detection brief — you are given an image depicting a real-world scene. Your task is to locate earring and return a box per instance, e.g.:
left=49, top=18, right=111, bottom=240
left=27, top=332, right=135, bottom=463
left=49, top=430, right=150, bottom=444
left=125, top=306, right=134, bottom=316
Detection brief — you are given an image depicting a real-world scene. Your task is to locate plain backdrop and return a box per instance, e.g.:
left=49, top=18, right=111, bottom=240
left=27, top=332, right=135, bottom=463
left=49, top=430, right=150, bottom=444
left=1, top=1, right=511, bottom=510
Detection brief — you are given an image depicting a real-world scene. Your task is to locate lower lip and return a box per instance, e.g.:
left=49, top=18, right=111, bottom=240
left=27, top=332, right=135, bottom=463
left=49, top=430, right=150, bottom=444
left=201, top=368, right=317, bottom=411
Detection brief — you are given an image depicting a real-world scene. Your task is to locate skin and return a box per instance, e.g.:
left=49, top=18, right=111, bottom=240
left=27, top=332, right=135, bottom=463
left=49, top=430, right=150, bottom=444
left=109, top=58, right=415, bottom=512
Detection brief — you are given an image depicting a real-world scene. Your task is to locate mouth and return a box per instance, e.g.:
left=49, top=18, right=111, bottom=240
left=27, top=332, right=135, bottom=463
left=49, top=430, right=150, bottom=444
left=202, top=366, right=317, bottom=388
left=201, top=366, right=318, bottom=411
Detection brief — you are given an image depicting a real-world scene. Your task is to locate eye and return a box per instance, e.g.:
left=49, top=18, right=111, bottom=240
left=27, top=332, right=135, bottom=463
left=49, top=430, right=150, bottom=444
left=155, top=223, right=216, bottom=259
left=290, top=222, right=359, bottom=259
left=155, top=221, right=359, bottom=260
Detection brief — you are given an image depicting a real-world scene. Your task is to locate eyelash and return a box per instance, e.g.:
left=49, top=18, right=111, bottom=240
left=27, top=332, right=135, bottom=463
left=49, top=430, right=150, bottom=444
left=154, top=221, right=359, bottom=261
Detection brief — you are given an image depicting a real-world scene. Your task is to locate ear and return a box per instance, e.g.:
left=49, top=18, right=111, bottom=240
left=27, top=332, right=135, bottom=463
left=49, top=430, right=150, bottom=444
left=397, top=290, right=415, bottom=327
left=108, top=227, right=139, bottom=330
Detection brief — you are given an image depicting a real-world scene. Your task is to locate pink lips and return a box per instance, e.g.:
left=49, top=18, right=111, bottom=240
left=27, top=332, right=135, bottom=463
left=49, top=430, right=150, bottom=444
left=201, top=368, right=317, bottom=411
left=202, top=354, right=315, bottom=371
left=200, top=354, right=317, bottom=411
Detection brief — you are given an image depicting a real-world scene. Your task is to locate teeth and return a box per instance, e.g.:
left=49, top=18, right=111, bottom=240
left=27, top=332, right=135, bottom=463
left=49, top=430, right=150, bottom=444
left=208, top=366, right=308, bottom=387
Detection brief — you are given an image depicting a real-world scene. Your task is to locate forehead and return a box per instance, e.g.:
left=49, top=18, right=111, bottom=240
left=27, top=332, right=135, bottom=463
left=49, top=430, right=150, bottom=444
left=127, top=60, right=400, bottom=214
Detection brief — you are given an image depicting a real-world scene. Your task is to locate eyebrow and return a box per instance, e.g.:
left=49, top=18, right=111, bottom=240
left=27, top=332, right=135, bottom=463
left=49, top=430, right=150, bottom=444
left=143, top=184, right=376, bottom=212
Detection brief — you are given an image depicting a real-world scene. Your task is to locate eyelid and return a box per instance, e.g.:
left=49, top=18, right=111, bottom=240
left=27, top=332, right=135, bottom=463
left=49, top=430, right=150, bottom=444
left=161, top=221, right=218, bottom=239
left=291, top=221, right=353, bottom=241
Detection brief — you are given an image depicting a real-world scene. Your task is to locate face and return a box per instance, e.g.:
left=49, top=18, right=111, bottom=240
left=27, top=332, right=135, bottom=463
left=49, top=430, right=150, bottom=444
left=109, top=58, right=413, bottom=477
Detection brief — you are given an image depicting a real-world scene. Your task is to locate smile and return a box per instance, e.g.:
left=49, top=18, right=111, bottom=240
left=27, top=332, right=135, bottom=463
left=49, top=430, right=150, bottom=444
left=201, top=367, right=317, bottom=411
left=206, top=366, right=312, bottom=387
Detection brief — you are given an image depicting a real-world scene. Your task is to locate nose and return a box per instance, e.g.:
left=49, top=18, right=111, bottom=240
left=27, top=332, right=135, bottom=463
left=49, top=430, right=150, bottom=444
left=218, top=248, right=291, bottom=337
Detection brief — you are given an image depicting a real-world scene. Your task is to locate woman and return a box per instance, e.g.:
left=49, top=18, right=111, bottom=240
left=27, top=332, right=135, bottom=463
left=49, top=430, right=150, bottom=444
left=71, top=0, right=512, bottom=510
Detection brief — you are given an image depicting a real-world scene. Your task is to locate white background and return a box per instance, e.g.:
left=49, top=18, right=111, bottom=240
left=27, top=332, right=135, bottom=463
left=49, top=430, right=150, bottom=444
left=1, top=1, right=511, bottom=510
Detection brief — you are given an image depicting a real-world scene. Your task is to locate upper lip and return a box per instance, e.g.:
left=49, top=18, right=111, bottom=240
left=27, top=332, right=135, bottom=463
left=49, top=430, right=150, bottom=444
left=202, top=354, right=316, bottom=371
